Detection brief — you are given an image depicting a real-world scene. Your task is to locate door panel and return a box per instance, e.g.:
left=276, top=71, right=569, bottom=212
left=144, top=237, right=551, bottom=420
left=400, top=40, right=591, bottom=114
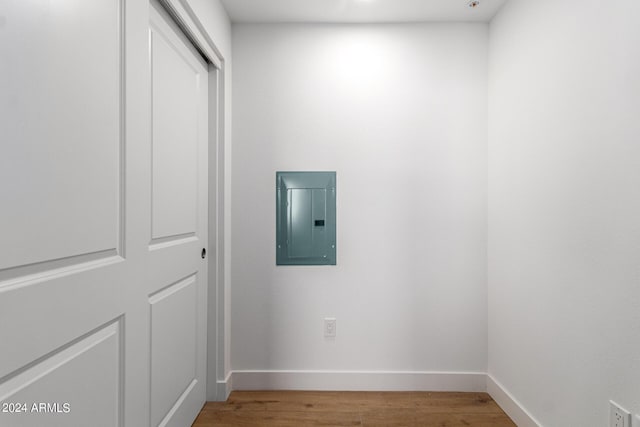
left=0, top=0, right=211, bottom=425
left=150, top=24, right=201, bottom=242
left=0, top=0, right=122, bottom=271
left=0, top=321, right=122, bottom=427
left=149, top=276, right=197, bottom=427
left=0, top=1, right=128, bottom=425
left=148, top=2, right=209, bottom=426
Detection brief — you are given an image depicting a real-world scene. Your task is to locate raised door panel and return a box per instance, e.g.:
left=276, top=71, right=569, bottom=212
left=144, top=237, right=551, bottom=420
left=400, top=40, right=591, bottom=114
left=149, top=276, right=197, bottom=427
left=150, top=21, right=205, bottom=243
left=0, top=0, right=122, bottom=272
left=0, top=321, right=122, bottom=427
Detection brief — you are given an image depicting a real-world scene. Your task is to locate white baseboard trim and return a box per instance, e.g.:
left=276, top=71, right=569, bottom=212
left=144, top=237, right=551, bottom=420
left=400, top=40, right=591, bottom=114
left=215, top=371, right=233, bottom=401
left=487, top=374, right=542, bottom=427
left=220, top=370, right=544, bottom=426
left=230, top=370, right=487, bottom=392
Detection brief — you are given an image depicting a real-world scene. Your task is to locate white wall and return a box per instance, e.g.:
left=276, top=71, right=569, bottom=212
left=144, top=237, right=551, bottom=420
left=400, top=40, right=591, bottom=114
left=231, top=24, right=489, bottom=379
left=488, top=0, right=640, bottom=426
left=183, top=0, right=233, bottom=399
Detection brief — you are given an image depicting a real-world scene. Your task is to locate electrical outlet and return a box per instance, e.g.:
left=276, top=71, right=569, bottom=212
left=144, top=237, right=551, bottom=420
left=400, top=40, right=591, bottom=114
left=324, top=318, right=336, bottom=338
left=610, top=401, right=631, bottom=427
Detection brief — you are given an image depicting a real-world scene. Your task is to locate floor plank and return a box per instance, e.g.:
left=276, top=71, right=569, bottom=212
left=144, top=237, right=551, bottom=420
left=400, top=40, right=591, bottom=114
left=192, top=391, right=516, bottom=427
left=361, top=410, right=515, bottom=427
left=195, top=410, right=362, bottom=427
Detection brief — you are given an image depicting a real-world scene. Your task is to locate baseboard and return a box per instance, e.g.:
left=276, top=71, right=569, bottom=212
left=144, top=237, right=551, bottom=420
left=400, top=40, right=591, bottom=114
left=230, top=370, right=487, bottom=392
left=487, top=374, right=542, bottom=427
left=215, top=371, right=233, bottom=401
left=220, top=370, right=544, bottom=426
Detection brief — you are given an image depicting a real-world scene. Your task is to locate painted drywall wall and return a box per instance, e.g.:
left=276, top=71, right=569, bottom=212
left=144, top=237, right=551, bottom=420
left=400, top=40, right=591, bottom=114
left=231, top=24, right=488, bottom=377
left=488, top=0, right=640, bottom=425
left=184, top=0, right=233, bottom=399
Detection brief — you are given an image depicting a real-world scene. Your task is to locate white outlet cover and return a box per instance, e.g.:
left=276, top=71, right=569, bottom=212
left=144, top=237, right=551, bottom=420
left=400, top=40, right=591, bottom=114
left=610, top=401, right=631, bottom=427
left=324, top=318, right=336, bottom=338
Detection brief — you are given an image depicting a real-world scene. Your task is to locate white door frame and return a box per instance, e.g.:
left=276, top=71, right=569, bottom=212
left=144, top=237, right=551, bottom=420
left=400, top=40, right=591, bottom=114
left=155, top=0, right=227, bottom=402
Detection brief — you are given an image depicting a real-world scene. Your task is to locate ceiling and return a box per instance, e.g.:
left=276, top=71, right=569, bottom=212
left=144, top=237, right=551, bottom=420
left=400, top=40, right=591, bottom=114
left=219, top=0, right=509, bottom=24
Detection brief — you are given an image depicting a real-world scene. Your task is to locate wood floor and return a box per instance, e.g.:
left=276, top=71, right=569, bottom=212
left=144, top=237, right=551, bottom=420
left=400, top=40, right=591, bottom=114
left=192, top=391, right=516, bottom=426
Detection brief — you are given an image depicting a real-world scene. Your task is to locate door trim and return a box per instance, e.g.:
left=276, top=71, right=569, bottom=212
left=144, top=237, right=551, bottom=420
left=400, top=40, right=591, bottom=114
left=155, top=0, right=227, bottom=402
left=157, top=0, right=223, bottom=69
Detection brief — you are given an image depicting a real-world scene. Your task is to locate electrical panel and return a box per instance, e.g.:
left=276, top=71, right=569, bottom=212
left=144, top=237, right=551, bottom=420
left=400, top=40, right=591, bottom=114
left=276, top=172, right=336, bottom=265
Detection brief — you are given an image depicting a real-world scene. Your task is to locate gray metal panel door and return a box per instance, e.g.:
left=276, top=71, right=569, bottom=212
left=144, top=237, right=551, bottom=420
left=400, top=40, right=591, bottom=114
left=276, top=172, right=336, bottom=265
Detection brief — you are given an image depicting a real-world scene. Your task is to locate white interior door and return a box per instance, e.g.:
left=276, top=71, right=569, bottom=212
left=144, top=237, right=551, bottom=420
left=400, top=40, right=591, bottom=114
left=0, top=0, right=209, bottom=425
left=0, top=0, right=134, bottom=426
left=148, top=1, right=209, bottom=426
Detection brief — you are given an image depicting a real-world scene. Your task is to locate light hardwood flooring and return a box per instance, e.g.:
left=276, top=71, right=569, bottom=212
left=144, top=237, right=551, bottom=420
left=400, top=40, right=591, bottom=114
left=192, top=391, right=516, bottom=426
